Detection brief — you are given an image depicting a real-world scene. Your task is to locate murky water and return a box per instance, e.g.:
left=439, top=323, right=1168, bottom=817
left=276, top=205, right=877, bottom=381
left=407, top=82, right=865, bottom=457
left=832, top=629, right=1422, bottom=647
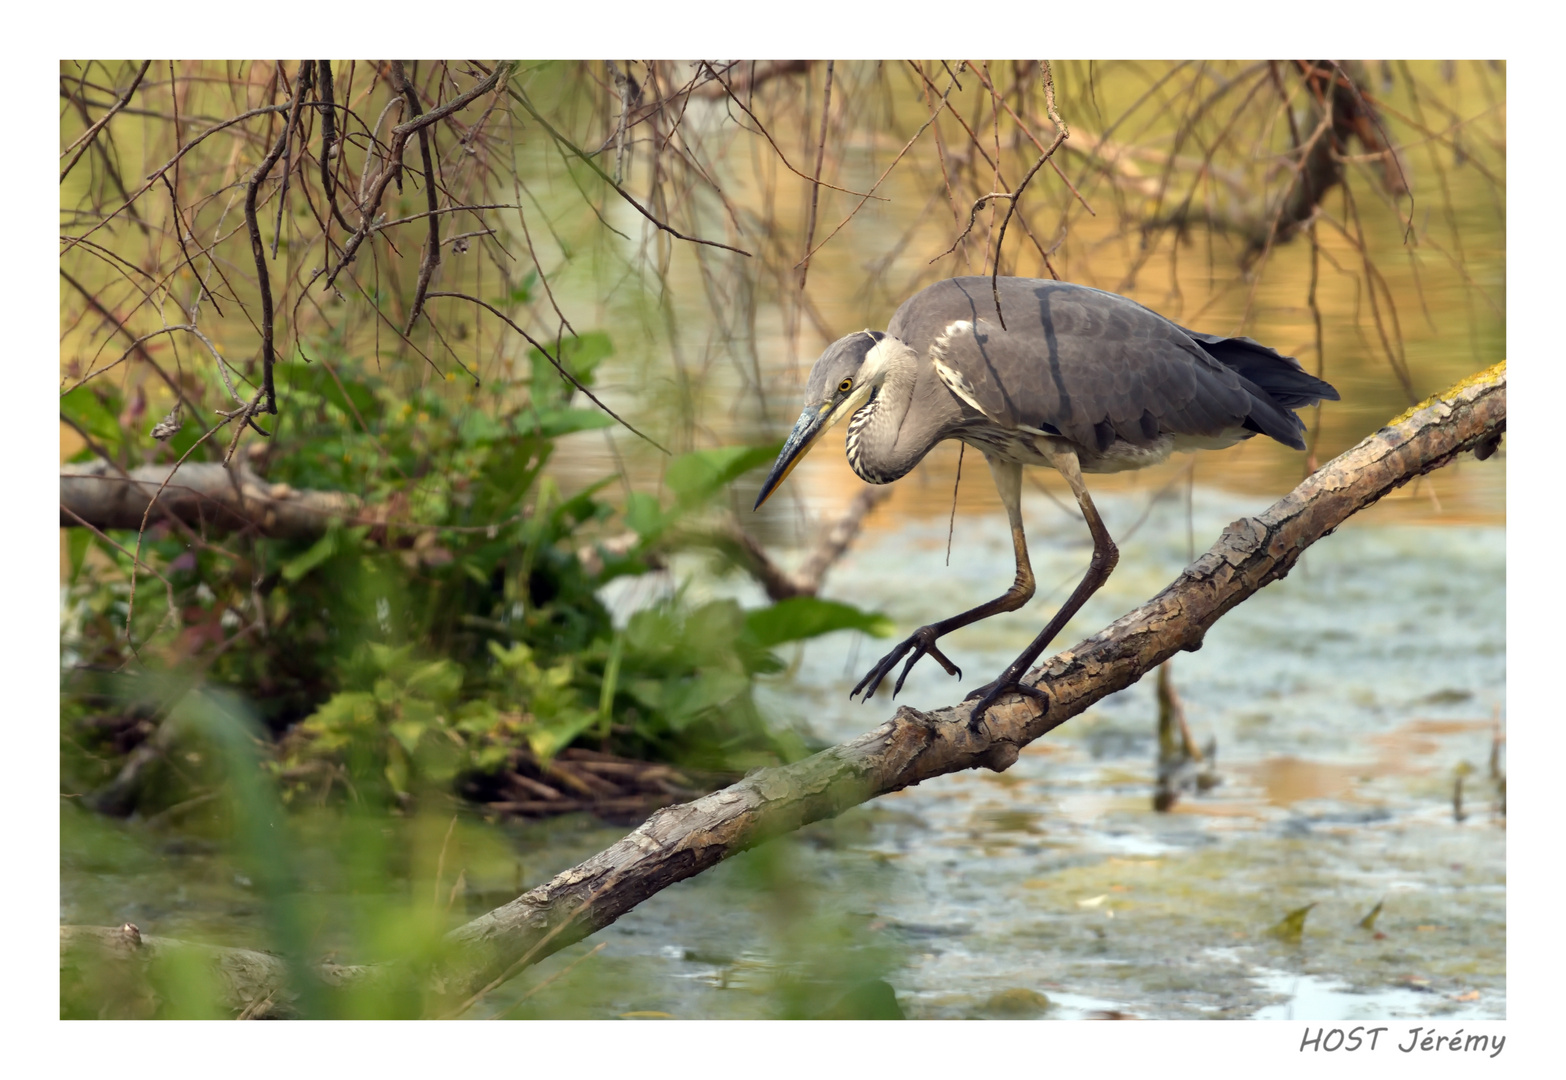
left=577, top=482, right=1506, bottom=1020
left=62, top=478, right=1504, bottom=1019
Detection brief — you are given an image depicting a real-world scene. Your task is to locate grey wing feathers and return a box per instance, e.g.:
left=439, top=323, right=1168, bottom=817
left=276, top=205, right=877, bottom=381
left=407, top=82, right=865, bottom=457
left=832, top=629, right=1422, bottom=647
left=1176, top=328, right=1340, bottom=411
left=888, top=277, right=1333, bottom=453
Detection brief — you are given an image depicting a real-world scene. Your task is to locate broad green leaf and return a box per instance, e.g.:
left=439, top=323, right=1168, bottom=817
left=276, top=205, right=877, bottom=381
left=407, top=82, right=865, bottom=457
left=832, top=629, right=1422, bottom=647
left=458, top=410, right=505, bottom=445
left=530, top=407, right=615, bottom=439
left=61, top=386, right=123, bottom=451
left=276, top=360, right=380, bottom=422
left=624, top=492, right=665, bottom=539
left=390, top=719, right=427, bottom=755
left=525, top=709, right=598, bottom=763
left=368, top=642, right=414, bottom=673
left=663, top=669, right=751, bottom=730
left=743, top=597, right=895, bottom=650
left=529, top=332, right=613, bottom=407
left=404, top=660, right=463, bottom=703
left=665, top=444, right=781, bottom=508
left=454, top=701, right=502, bottom=736
left=67, top=527, right=92, bottom=580
left=281, top=529, right=337, bottom=582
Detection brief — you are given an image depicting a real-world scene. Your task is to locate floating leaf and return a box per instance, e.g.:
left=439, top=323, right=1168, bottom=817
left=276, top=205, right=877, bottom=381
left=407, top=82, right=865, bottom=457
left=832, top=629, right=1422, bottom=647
left=1358, top=900, right=1384, bottom=931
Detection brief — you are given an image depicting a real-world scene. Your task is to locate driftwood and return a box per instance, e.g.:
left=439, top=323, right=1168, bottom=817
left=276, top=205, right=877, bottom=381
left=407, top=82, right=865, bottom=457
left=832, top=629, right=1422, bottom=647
left=62, top=362, right=1505, bottom=1016
left=60, top=459, right=359, bottom=539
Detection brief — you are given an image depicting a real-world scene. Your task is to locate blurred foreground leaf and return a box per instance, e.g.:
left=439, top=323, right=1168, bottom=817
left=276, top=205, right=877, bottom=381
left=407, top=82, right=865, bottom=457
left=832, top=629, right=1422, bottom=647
left=1267, top=902, right=1317, bottom=943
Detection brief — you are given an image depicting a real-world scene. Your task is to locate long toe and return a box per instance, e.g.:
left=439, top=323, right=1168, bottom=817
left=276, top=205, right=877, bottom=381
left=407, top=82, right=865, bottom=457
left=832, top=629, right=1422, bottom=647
left=966, top=679, right=1048, bottom=729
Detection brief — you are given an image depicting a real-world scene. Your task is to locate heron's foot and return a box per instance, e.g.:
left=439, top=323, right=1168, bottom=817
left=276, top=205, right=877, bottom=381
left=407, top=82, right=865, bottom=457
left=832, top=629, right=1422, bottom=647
left=963, top=673, right=1049, bottom=730
left=851, top=625, right=962, bottom=702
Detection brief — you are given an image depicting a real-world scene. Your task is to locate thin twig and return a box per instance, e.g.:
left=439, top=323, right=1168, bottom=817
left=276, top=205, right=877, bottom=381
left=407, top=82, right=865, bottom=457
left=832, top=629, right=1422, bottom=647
left=700, top=61, right=880, bottom=200
left=423, top=291, right=668, bottom=453
left=491, top=943, right=607, bottom=1018
left=987, top=61, right=1068, bottom=329
left=244, top=62, right=310, bottom=417
left=391, top=62, right=506, bottom=138
left=795, top=61, right=835, bottom=333
left=60, top=505, right=178, bottom=659
left=61, top=61, right=152, bottom=182
left=391, top=61, right=442, bottom=333
left=62, top=103, right=294, bottom=252
left=270, top=61, right=313, bottom=260
left=794, top=62, right=962, bottom=268
left=506, top=83, right=751, bottom=257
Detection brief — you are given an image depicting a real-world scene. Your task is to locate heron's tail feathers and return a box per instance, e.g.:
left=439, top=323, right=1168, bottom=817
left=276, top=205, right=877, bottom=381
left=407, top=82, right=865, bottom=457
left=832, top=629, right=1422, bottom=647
left=1180, top=328, right=1339, bottom=451
left=1181, top=329, right=1340, bottom=410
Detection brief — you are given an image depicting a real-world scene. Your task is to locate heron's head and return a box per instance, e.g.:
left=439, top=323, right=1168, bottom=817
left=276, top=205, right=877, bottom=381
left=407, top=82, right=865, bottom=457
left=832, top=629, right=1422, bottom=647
left=754, top=331, right=886, bottom=509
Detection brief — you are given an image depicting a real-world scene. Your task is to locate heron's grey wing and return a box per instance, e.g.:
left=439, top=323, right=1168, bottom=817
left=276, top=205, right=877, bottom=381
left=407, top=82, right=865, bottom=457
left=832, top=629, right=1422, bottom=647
left=888, top=277, right=1304, bottom=451
left=1176, top=328, right=1340, bottom=410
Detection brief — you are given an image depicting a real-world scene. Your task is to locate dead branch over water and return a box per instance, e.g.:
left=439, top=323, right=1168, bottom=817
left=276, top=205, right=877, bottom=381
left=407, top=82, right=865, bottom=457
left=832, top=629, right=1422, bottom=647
left=61, top=365, right=1505, bottom=1016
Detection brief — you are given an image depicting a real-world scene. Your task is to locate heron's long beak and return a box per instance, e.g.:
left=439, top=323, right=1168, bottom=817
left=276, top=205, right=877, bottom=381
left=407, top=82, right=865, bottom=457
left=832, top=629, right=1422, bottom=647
left=754, top=404, right=832, bottom=510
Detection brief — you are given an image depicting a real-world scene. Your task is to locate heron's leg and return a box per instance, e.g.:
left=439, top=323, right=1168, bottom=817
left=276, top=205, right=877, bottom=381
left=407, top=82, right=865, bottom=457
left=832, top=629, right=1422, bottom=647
left=965, top=448, right=1119, bottom=728
left=852, top=456, right=1037, bottom=702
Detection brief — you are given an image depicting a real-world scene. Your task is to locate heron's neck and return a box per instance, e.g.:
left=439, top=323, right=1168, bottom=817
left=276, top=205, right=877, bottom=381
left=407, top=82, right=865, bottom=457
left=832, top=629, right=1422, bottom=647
left=845, top=338, right=922, bottom=484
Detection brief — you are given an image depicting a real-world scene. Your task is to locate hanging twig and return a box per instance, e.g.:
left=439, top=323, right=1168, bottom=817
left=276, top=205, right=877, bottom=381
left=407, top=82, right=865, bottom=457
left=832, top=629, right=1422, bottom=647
left=390, top=61, right=443, bottom=333
left=988, top=61, right=1068, bottom=329
left=61, top=60, right=152, bottom=182
left=507, top=83, right=752, bottom=257
left=244, top=62, right=311, bottom=417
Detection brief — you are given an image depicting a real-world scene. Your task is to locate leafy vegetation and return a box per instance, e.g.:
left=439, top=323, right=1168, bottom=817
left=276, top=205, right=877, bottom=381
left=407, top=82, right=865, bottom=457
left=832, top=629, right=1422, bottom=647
left=61, top=330, right=887, bottom=816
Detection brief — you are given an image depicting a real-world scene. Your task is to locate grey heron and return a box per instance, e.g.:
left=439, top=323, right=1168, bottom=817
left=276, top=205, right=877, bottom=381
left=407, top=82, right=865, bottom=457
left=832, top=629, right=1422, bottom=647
left=754, top=276, right=1339, bottom=727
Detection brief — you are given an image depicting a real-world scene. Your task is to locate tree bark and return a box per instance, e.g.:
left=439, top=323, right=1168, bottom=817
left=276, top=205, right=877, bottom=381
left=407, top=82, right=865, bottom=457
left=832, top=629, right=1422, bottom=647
left=61, top=459, right=360, bottom=539
left=61, top=362, right=1505, bottom=1015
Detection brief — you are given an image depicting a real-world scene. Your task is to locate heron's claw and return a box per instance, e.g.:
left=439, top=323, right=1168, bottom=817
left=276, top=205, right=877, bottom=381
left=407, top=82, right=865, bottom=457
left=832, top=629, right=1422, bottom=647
left=851, top=626, right=962, bottom=702
left=964, top=676, right=1049, bottom=730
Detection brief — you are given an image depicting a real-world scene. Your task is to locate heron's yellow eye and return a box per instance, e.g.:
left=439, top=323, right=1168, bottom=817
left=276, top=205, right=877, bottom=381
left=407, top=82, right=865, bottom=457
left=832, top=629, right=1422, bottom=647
left=838, top=378, right=853, bottom=393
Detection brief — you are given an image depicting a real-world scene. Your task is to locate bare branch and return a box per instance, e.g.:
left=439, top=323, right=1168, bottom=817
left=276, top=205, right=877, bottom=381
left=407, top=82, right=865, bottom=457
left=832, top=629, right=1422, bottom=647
left=61, top=61, right=152, bottom=183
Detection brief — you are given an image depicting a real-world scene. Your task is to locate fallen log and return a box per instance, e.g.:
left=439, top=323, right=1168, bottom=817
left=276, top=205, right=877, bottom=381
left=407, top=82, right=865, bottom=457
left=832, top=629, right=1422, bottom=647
left=62, top=362, right=1505, bottom=1016
left=60, top=459, right=359, bottom=539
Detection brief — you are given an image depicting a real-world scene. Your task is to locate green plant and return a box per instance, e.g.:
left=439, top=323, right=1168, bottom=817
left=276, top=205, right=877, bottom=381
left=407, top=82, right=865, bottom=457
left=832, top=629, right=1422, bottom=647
left=62, top=330, right=890, bottom=815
